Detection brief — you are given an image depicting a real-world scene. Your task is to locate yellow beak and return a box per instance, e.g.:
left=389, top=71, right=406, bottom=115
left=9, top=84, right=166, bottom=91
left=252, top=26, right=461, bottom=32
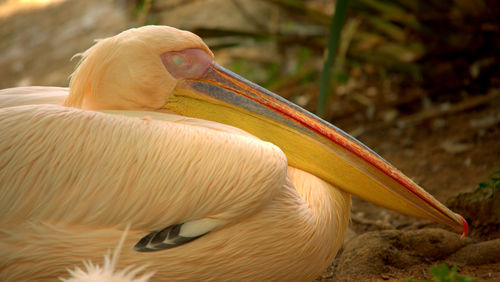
left=163, top=62, right=467, bottom=235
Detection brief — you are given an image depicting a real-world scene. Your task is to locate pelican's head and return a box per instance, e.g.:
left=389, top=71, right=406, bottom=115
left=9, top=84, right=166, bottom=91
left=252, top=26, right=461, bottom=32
left=65, top=25, right=213, bottom=110
left=64, top=25, right=467, bottom=235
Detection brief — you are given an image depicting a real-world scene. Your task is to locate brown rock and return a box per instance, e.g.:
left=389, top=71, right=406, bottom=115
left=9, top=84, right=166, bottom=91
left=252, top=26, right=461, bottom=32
left=447, top=189, right=500, bottom=240
left=333, top=228, right=471, bottom=280
left=449, top=239, right=500, bottom=265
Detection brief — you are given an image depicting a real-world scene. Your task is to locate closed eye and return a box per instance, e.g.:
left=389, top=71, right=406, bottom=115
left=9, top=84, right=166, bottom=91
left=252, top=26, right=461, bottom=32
left=161, top=48, right=213, bottom=80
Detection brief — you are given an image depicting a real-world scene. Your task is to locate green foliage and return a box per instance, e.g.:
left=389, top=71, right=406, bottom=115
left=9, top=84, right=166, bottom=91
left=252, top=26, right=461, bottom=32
left=317, top=0, right=349, bottom=117
left=476, top=167, right=500, bottom=197
left=407, top=264, right=476, bottom=282
left=134, top=0, right=155, bottom=25
left=429, top=264, right=476, bottom=282
left=230, top=59, right=282, bottom=89
left=134, top=0, right=151, bottom=16
left=135, top=0, right=499, bottom=114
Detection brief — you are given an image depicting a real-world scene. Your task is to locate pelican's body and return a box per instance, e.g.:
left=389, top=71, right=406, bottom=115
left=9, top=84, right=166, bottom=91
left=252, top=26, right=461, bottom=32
left=0, top=87, right=349, bottom=280
left=0, top=26, right=465, bottom=281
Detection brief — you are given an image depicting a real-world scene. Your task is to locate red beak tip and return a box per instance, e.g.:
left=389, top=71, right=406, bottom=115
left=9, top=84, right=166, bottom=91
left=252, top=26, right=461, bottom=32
left=459, top=215, right=469, bottom=238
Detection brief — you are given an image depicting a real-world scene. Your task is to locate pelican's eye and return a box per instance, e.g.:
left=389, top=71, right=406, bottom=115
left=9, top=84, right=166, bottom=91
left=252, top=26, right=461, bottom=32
left=172, top=55, right=185, bottom=66
left=161, top=48, right=212, bottom=80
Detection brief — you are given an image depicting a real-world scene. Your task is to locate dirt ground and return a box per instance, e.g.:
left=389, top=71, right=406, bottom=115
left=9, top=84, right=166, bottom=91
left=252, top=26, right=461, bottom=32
left=323, top=99, right=500, bottom=281
left=1, top=0, right=499, bottom=281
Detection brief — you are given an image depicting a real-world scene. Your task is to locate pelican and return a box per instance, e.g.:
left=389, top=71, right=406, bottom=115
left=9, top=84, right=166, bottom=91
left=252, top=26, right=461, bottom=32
left=0, top=25, right=467, bottom=281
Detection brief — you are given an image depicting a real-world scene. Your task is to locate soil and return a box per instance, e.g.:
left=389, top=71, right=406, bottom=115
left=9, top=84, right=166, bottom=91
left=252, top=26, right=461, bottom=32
left=1, top=0, right=499, bottom=281
left=322, top=102, right=500, bottom=281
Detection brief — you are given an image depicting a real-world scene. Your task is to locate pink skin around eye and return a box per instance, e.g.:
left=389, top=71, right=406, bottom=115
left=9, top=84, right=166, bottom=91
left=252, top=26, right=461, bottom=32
left=161, top=49, right=213, bottom=80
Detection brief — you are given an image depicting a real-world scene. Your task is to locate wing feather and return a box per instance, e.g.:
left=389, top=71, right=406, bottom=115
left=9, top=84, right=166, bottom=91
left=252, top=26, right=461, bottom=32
left=0, top=101, right=287, bottom=233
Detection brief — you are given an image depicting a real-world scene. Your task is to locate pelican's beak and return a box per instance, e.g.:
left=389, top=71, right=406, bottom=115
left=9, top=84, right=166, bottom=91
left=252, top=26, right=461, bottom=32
left=163, top=61, right=468, bottom=235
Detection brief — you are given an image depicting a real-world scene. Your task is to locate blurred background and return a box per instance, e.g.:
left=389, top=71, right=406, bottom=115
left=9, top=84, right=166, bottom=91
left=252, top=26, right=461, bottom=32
left=1, top=0, right=499, bottom=280
left=2, top=0, right=499, bottom=121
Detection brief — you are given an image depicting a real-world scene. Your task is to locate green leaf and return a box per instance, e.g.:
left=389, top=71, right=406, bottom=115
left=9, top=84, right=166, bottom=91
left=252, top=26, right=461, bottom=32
left=367, top=17, right=406, bottom=42
left=317, top=0, right=350, bottom=117
left=477, top=182, right=491, bottom=189
left=429, top=264, right=477, bottom=282
left=476, top=167, right=500, bottom=195
left=430, top=263, right=451, bottom=279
